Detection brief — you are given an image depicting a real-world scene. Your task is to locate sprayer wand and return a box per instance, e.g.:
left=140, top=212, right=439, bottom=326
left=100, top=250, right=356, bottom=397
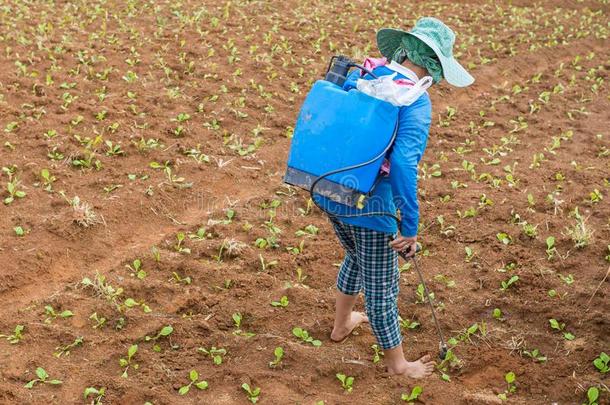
left=394, top=240, right=448, bottom=360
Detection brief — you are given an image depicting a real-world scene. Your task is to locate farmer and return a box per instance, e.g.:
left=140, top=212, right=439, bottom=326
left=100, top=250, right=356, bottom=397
left=324, top=17, right=474, bottom=378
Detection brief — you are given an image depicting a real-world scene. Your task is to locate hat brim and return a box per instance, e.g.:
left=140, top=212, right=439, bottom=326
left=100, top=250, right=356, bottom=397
left=376, top=28, right=474, bottom=88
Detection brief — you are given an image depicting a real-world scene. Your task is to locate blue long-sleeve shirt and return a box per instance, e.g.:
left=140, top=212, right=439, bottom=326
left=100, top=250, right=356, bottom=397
left=314, top=65, right=432, bottom=237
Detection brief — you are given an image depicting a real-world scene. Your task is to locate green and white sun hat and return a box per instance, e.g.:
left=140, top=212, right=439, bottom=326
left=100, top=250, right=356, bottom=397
left=377, top=17, right=474, bottom=87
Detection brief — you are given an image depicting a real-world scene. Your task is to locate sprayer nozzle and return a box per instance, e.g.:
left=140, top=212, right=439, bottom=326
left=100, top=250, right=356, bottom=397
left=439, top=345, right=449, bottom=361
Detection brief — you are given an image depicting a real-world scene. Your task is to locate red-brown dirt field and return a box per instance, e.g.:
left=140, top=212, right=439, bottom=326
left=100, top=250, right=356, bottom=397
left=0, top=0, right=609, bottom=404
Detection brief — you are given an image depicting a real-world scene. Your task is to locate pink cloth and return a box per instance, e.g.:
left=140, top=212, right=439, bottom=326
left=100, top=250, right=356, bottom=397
left=362, top=57, right=388, bottom=74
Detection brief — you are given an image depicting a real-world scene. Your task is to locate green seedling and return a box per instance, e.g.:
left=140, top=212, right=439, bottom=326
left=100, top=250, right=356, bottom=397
left=286, top=240, right=305, bottom=255
left=295, top=267, right=308, bottom=285
left=174, top=232, right=191, bottom=254
left=89, top=312, right=106, bottom=329
left=496, top=232, right=512, bottom=245
left=292, top=327, right=321, bottom=347
left=189, top=227, right=210, bottom=240
left=119, top=344, right=139, bottom=378
left=436, top=349, right=462, bottom=381
left=269, top=346, right=284, bottom=368
left=336, top=373, right=354, bottom=393
left=295, top=224, right=319, bottom=237
left=546, top=236, right=558, bottom=260
left=434, top=274, right=456, bottom=288
left=271, top=296, right=289, bottom=307
left=0, top=325, right=24, bottom=344
left=126, top=258, right=146, bottom=279
left=492, top=308, right=503, bottom=320
left=549, top=319, right=575, bottom=340
left=593, top=352, right=609, bottom=374
left=13, top=226, right=26, bottom=236
left=40, top=169, right=56, bottom=192
left=259, top=254, right=278, bottom=272
left=145, top=325, right=174, bottom=348
left=179, top=370, right=208, bottom=395
left=584, top=387, right=599, bottom=405
left=198, top=346, right=227, bottom=365
left=172, top=272, right=192, bottom=285
left=3, top=176, right=26, bottom=205
left=83, top=386, right=105, bottom=404
left=415, top=283, right=435, bottom=304
left=500, top=275, right=519, bottom=291
left=24, top=367, right=62, bottom=389
left=497, top=371, right=516, bottom=400
left=401, top=386, right=423, bottom=403
left=54, top=336, right=83, bottom=357
left=44, top=305, right=73, bottom=323
left=371, top=344, right=384, bottom=364
left=559, top=273, right=574, bottom=285
left=523, top=348, right=547, bottom=362
left=242, top=382, right=261, bottom=404
left=151, top=246, right=161, bottom=262
left=398, top=317, right=420, bottom=330
left=464, top=246, right=475, bottom=262
left=232, top=312, right=255, bottom=337
left=124, top=297, right=152, bottom=313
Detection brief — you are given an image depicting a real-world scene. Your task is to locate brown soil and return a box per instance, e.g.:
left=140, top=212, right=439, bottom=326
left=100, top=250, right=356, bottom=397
left=0, top=0, right=608, bottom=404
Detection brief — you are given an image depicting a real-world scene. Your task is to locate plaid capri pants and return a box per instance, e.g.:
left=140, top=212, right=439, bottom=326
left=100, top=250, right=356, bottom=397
left=329, top=218, right=402, bottom=349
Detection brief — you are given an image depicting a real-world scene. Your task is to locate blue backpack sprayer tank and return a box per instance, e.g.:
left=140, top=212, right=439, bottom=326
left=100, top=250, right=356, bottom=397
left=284, top=55, right=448, bottom=360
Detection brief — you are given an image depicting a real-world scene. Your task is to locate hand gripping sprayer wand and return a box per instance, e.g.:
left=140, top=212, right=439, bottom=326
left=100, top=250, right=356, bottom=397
left=307, top=55, right=449, bottom=360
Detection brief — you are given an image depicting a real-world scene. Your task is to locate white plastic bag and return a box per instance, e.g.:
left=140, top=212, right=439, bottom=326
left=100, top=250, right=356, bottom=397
left=356, top=73, right=433, bottom=107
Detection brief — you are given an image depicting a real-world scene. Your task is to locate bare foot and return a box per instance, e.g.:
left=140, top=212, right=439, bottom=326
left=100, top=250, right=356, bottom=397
left=388, top=355, right=435, bottom=379
left=330, top=311, right=369, bottom=342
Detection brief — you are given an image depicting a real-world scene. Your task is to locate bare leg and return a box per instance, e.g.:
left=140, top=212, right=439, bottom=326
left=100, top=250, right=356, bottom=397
left=383, top=344, right=435, bottom=379
left=330, top=290, right=369, bottom=342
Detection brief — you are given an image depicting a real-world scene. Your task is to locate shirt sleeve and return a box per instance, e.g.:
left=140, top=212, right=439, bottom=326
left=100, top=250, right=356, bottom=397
left=388, top=94, right=432, bottom=237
